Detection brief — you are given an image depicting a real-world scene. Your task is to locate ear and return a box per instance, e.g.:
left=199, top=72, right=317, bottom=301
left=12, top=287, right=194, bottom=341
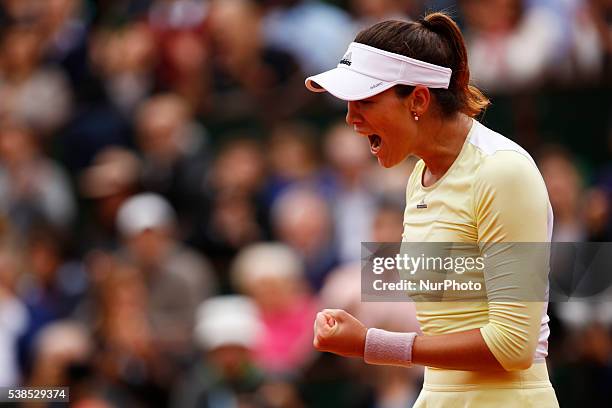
left=403, top=85, right=431, bottom=117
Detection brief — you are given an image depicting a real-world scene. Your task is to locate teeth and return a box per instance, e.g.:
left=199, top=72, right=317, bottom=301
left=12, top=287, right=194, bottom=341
left=367, top=135, right=381, bottom=155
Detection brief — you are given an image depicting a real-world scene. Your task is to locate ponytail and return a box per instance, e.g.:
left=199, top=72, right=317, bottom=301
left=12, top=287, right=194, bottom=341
left=421, top=13, right=490, bottom=117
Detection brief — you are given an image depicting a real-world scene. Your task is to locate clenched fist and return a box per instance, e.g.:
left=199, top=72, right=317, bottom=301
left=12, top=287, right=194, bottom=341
left=313, top=309, right=368, bottom=358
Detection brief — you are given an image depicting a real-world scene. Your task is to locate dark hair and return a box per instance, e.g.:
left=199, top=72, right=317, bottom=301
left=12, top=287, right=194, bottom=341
left=354, top=13, right=490, bottom=118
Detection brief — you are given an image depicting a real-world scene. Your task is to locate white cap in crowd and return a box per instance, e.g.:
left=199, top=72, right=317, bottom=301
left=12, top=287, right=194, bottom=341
left=231, top=242, right=303, bottom=291
left=116, top=193, right=177, bottom=237
left=34, top=321, right=92, bottom=361
left=194, top=295, right=263, bottom=351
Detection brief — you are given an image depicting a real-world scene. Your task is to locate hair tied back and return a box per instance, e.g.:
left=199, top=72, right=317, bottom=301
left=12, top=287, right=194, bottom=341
left=419, top=18, right=433, bottom=31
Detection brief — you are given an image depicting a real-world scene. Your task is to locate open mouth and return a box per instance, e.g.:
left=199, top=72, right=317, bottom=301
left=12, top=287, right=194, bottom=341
left=367, top=134, right=382, bottom=155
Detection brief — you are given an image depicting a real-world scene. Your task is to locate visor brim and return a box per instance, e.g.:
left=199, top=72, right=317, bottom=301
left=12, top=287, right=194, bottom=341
left=305, top=67, right=395, bottom=101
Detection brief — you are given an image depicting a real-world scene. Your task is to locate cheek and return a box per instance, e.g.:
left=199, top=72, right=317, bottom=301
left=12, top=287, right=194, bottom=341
left=383, top=123, right=410, bottom=150
left=378, top=106, right=409, bottom=134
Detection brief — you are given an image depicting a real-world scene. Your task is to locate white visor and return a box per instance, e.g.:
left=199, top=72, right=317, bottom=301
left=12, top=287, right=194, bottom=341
left=305, top=42, right=452, bottom=101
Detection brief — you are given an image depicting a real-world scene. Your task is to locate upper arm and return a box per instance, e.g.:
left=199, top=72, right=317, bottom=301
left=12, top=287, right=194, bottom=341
left=474, top=151, right=550, bottom=243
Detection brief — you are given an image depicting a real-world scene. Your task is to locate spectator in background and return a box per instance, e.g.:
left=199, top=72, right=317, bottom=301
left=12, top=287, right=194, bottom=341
left=271, top=187, right=339, bottom=290
left=27, top=321, right=92, bottom=389
left=538, top=145, right=585, bottom=241
left=17, top=224, right=88, bottom=373
left=116, top=193, right=217, bottom=352
left=57, top=18, right=136, bottom=173
left=206, top=0, right=308, bottom=126
left=92, top=260, right=171, bottom=407
left=260, top=0, right=356, bottom=76
left=0, top=23, right=72, bottom=138
left=0, top=122, right=76, bottom=235
left=24, top=318, right=112, bottom=408
left=157, top=29, right=210, bottom=113
left=23, top=315, right=115, bottom=405
left=194, top=138, right=267, bottom=287
left=263, top=121, right=333, bottom=207
left=173, top=295, right=267, bottom=408
left=148, top=0, right=211, bottom=112
left=78, top=146, right=141, bottom=253
left=37, top=0, right=90, bottom=87
left=232, top=243, right=318, bottom=375
left=460, top=0, right=564, bottom=92
left=135, top=93, right=210, bottom=239
left=88, top=22, right=157, bottom=116
left=207, top=137, right=267, bottom=199
left=323, top=122, right=377, bottom=262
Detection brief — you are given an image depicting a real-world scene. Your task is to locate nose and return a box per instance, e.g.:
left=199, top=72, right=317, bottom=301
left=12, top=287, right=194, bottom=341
left=345, top=101, right=363, bottom=127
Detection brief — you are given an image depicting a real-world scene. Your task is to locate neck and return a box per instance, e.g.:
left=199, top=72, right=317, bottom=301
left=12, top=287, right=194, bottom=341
left=417, top=113, right=473, bottom=186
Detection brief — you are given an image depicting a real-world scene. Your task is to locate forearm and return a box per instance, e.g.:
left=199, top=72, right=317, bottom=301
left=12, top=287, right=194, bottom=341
left=316, top=309, right=522, bottom=371
left=411, top=328, right=504, bottom=370
left=364, top=302, right=542, bottom=371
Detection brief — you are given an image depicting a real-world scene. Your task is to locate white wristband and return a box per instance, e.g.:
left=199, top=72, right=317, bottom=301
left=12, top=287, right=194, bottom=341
left=363, top=328, right=417, bottom=367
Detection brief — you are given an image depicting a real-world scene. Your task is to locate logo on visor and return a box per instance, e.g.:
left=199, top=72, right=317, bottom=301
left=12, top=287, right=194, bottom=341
left=339, top=52, right=352, bottom=66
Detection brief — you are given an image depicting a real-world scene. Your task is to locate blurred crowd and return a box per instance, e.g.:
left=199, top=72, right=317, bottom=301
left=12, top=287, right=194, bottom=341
left=0, top=0, right=610, bottom=407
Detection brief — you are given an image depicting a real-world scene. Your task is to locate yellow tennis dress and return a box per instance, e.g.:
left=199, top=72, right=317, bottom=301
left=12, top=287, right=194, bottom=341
left=403, top=119, right=559, bottom=407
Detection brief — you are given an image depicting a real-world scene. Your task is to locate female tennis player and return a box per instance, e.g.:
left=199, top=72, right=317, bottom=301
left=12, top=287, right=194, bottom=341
left=306, top=13, right=559, bottom=407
